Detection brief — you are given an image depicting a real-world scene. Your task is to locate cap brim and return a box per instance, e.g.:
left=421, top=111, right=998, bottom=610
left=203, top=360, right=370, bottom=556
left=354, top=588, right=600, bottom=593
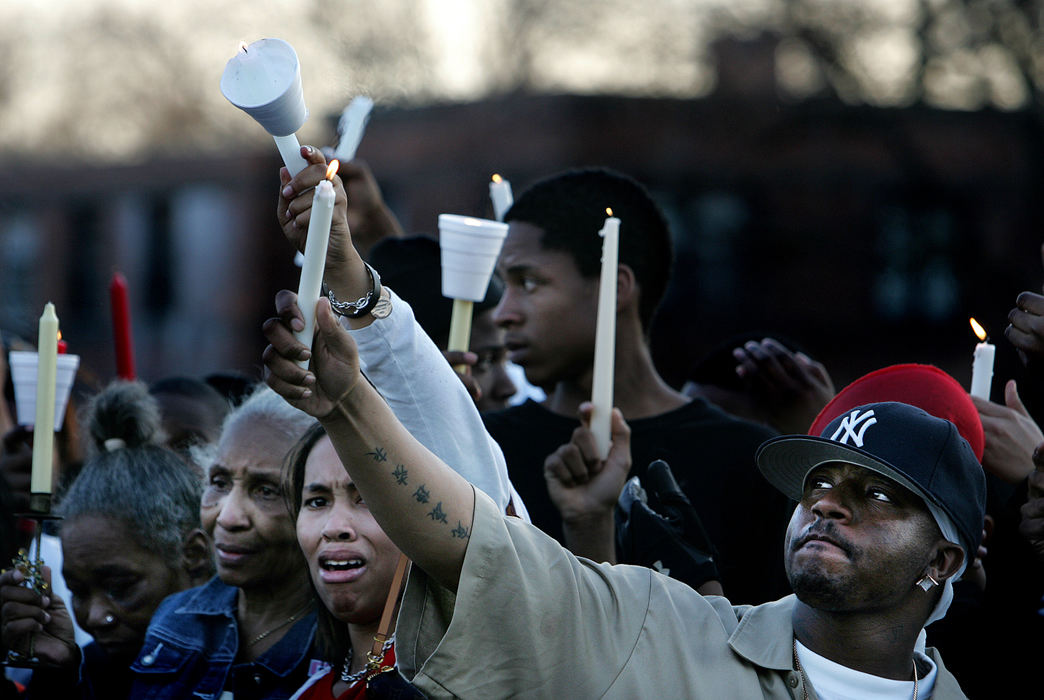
left=756, top=435, right=934, bottom=509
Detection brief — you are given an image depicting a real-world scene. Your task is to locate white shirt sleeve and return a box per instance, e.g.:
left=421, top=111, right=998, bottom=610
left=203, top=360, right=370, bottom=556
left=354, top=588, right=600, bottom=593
left=344, top=289, right=525, bottom=518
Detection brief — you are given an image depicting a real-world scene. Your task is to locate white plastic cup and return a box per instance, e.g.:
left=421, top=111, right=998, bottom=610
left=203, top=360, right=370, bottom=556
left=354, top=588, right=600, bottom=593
left=438, top=214, right=509, bottom=302
left=9, top=351, right=80, bottom=431
left=220, top=38, right=308, bottom=137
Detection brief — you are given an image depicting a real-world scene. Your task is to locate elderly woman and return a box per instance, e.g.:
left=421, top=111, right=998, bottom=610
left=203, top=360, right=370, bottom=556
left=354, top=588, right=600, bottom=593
left=0, top=381, right=212, bottom=699
left=129, top=385, right=320, bottom=700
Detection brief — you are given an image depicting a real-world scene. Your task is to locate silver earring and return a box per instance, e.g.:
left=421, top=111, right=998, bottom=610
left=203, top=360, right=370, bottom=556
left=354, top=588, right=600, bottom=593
left=104, top=613, right=115, bottom=624
left=916, top=574, right=938, bottom=592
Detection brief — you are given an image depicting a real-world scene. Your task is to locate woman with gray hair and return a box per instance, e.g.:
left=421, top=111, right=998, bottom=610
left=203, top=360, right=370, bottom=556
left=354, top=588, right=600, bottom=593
left=128, top=384, right=323, bottom=700
left=0, top=380, right=212, bottom=699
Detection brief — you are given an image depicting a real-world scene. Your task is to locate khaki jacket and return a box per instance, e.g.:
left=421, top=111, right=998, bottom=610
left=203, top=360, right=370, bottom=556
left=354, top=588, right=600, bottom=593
left=397, top=489, right=967, bottom=699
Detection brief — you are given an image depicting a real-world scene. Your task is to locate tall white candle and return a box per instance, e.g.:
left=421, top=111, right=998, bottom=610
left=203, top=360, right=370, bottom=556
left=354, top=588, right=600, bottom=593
left=295, top=170, right=337, bottom=366
left=30, top=303, right=58, bottom=508
left=969, top=317, right=995, bottom=400
left=489, top=174, right=513, bottom=222
left=590, top=211, right=620, bottom=460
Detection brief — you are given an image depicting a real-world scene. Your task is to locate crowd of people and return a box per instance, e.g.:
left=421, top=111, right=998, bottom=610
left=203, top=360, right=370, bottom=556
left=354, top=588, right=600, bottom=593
left=0, top=142, right=1041, bottom=699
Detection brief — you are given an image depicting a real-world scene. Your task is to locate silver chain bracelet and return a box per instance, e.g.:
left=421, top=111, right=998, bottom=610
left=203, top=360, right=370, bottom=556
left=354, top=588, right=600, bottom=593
left=327, top=262, right=382, bottom=318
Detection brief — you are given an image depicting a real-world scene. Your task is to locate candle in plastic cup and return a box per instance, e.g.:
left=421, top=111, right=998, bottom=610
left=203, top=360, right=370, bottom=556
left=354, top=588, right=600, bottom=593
left=437, top=214, right=509, bottom=302
left=10, top=351, right=81, bottom=431
left=221, top=38, right=309, bottom=175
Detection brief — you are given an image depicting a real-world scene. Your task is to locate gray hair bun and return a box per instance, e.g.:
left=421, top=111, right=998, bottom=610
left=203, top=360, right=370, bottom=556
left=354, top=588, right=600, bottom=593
left=83, top=380, right=166, bottom=457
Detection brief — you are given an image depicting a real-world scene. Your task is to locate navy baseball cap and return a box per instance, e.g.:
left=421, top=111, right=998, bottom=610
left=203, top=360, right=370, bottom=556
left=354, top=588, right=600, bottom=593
left=756, top=401, right=987, bottom=562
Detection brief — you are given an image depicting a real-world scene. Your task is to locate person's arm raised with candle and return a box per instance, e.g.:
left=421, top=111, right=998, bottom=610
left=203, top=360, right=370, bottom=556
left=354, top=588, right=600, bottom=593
left=279, top=146, right=376, bottom=329
left=543, top=403, right=631, bottom=563
left=274, top=143, right=522, bottom=517
left=263, top=298, right=475, bottom=589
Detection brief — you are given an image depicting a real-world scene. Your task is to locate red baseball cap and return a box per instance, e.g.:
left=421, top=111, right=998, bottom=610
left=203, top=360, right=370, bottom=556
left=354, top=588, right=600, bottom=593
left=807, top=363, right=984, bottom=462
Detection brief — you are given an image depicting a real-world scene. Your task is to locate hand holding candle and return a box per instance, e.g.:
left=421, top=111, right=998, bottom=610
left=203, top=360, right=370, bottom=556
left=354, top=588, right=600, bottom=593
left=489, top=174, right=513, bottom=222
left=590, top=210, right=620, bottom=460
left=294, top=160, right=339, bottom=366
left=438, top=214, right=509, bottom=372
left=970, top=317, right=995, bottom=400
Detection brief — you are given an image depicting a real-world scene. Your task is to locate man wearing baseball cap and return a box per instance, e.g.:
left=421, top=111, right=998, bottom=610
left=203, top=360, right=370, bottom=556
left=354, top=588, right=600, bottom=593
left=263, top=299, right=988, bottom=698
left=757, top=401, right=986, bottom=699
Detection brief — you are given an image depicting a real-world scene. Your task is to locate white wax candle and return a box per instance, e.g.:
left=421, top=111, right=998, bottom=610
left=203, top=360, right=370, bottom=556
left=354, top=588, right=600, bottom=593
left=274, top=134, right=308, bottom=177
left=31, top=303, right=58, bottom=501
left=970, top=341, right=995, bottom=400
left=590, top=214, right=620, bottom=460
left=333, top=96, right=374, bottom=162
left=295, top=179, right=335, bottom=366
left=489, top=175, right=513, bottom=222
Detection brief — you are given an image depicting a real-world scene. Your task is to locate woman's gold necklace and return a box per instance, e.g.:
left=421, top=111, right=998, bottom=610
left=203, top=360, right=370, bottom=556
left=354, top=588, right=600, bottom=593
left=248, top=604, right=313, bottom=646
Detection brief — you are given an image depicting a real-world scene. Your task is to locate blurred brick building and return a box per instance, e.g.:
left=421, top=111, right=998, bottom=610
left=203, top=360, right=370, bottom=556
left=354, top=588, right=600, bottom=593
left=2, top=47, right=1042, bottom=406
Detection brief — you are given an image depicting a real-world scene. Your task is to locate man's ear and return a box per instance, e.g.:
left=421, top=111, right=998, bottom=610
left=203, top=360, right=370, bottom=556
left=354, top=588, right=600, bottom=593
left=616, top=264, right=637, bottom=313
left=181, top=528, right=214, bottom=586
left=928, top=539, right=966, bottom=584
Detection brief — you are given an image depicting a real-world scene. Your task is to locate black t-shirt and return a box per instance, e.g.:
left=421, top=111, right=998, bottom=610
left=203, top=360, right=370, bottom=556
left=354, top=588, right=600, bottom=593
left=483, top=398, right=793, bottom=604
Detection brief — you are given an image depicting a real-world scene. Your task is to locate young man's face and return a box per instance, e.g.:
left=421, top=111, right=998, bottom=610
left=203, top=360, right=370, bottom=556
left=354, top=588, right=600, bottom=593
left=784, top=462, right=945, bottom=613
left=493, top=222, right=599, bottom=390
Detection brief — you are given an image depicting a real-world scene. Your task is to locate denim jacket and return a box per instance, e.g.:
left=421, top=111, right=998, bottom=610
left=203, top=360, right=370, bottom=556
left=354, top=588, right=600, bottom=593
left=129, top=577, right=322, bottom=700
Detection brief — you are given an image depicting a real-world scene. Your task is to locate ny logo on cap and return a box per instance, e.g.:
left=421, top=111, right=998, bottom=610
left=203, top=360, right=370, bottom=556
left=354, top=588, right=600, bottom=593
left=830, top=409, right=877, bottom=447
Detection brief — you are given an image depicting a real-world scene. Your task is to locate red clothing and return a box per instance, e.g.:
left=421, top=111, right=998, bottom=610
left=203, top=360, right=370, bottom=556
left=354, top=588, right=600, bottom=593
left=297, top=645, right=396, bottom=700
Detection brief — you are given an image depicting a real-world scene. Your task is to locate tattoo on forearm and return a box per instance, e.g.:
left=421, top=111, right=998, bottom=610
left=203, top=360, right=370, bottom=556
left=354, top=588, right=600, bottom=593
left=374, top=452, right=470, bottom=540
left=428, top=502, right=448, bottom=524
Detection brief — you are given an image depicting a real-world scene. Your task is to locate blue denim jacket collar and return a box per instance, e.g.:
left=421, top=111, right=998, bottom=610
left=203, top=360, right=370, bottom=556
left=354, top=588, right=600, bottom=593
left=172, top=576, right=239, bottom=618
left=132, top=577, right=319, bottom=699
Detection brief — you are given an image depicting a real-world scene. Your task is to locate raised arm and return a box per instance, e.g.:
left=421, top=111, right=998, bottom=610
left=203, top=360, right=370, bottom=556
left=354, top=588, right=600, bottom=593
left=276, top=146, right=519, bottom=514
left=544, top=402, right=631, bottom=562
left=264, top=297, right=473, bottom=590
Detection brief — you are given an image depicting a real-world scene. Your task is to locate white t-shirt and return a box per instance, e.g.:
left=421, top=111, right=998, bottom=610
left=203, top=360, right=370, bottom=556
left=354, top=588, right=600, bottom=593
left=795, top=639, right=937, bottom=700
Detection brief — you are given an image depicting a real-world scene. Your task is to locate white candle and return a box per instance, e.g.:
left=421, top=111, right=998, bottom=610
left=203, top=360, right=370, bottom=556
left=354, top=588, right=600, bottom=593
left=489, top=174, right=513, bottom=222
left=969, top=317, right=995, bottom=400
left=590, top=212, right=620, bottom=460
left=333, top=96, right=374, bottom=162
left=30, top=303, right=58, bottom=508
left=220, top=38, right=309, bottom=175
left=295, top=176, right=336, bottom=366
left=273, top=134, right=309, bottom=177
left=448, top=299, right=474, bottom=373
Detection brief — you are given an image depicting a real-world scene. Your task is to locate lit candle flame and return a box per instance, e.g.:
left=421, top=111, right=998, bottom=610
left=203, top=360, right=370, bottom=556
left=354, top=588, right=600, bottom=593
left=492, top=173, right=503, bottom=184
left=325, top=160, right=340, bottom=180
left=970, top=317, right=987, bottom=342
left=57, top=330, right=62, bottom=342
left=606, top=208, right=613, bottom=216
